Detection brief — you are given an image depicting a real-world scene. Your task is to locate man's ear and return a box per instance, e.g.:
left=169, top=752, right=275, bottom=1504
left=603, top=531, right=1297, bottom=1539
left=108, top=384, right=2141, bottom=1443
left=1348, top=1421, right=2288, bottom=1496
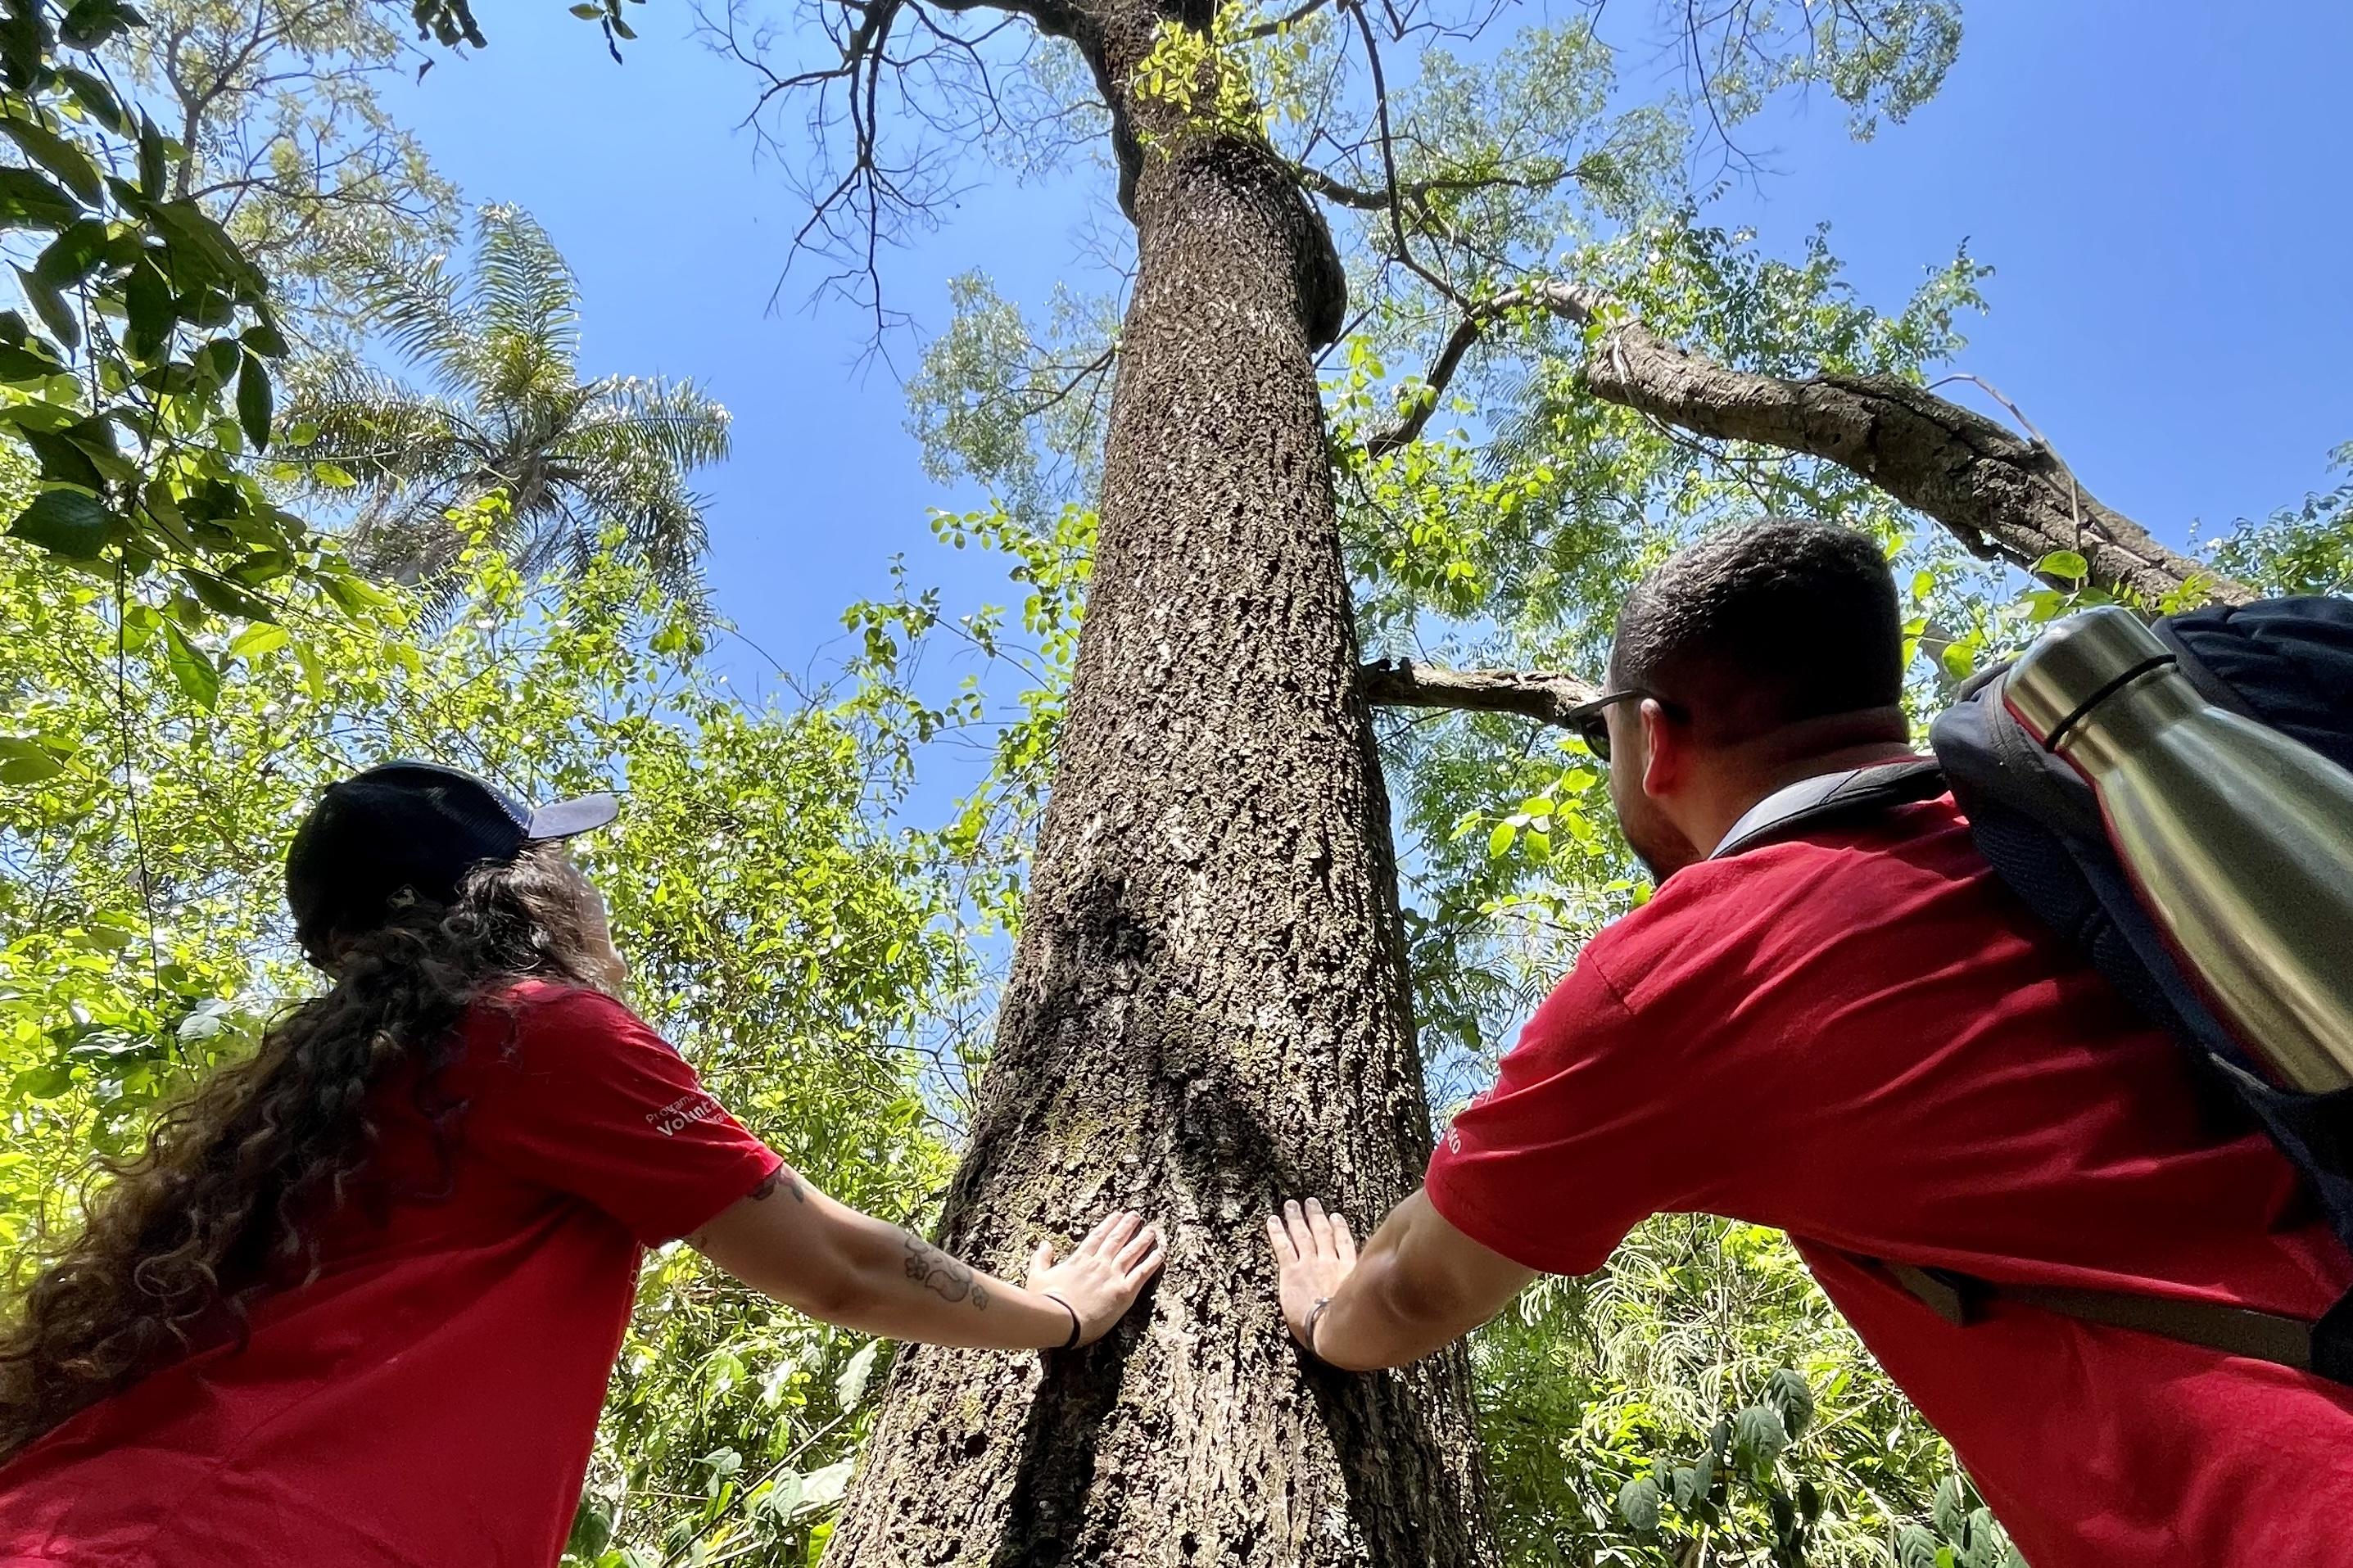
left=1638, top=697, right=1684, bottom=802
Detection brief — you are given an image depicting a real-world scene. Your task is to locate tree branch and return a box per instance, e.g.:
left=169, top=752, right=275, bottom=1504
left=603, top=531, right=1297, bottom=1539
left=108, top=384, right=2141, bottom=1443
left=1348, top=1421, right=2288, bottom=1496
left=1360, top=280, right=1597, bottom=458
left=1360, top=657, right=1598, bottom=728
left=1364, top=282, right=2252, bottom=607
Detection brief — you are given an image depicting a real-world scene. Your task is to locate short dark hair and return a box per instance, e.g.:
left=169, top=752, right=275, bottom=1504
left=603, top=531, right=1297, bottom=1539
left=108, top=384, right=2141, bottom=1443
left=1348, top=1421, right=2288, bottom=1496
left=1609, top=517, right=1903, bottom=741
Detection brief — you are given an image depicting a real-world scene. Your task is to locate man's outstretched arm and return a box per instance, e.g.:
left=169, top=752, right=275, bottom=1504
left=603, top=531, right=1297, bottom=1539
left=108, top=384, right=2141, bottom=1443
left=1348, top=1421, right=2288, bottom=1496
left=1266, top=1191, right=1536, bottom=1371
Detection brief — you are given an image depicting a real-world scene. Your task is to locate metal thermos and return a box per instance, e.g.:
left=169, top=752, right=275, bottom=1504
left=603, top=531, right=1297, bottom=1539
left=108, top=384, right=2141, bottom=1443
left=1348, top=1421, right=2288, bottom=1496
left=2002, top=606, right=2353, bottom=1093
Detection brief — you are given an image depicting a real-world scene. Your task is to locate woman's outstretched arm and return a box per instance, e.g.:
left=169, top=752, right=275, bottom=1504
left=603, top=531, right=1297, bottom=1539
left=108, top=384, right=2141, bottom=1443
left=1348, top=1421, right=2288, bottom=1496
left=689, top=1167, right=1163, bottom=1351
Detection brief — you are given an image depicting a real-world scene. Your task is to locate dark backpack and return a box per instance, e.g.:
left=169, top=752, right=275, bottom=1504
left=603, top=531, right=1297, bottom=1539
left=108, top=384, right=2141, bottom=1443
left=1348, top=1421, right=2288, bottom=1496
left=1712, top=595, right=2353, bottom=1380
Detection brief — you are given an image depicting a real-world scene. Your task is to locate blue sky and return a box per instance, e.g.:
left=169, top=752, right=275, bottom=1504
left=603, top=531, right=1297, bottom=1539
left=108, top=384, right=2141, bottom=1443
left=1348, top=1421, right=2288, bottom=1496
left=383, top=0, right=2353, bottom=709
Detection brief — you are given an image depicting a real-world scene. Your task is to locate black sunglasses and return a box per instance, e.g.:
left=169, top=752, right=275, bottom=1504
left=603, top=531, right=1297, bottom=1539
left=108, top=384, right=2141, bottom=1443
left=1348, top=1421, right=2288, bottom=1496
left=1563, top=689, right=1677, bottom=762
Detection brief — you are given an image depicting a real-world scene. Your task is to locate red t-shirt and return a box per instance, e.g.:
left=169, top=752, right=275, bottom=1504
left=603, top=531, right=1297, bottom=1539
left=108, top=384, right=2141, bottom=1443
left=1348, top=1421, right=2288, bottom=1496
left=1428, top=795, right=2353, bottom=1567
left=0, top=982, right=780, bottom=1568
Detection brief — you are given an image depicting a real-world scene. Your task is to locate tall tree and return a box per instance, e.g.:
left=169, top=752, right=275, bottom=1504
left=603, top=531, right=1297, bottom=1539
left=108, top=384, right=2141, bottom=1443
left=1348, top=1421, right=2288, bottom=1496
left=292, top=203, right=732, bottom=604
left=817, top=10, right=1497, bottom=1560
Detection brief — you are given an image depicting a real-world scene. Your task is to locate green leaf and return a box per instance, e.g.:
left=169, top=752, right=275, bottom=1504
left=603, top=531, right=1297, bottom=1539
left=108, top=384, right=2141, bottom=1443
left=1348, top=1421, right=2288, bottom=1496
left=0, top=165, right=80, bottom=229
left=1615, top=1475, right=1660, bottom=1534
left=32, top=216, right=107, bottom=288
left=0, top=737, right=66, bottom=784
left=320, top=572, right=391, bottom=616
left=1731, top=1403, right=1789, bottom=1471
left=834, top=1340, right=879, bottom=1410
left=158, top=619, right=220, bottom=709
left=122, top=258, right=173, bottom=360
left=1764, top=1367, right=1815, bottom=1439
left=135, top=113, right=166, bottom=201
left=16, top=264, right=78, bottom=350
left=241, top=320, right=287, bottom=357
left=7, top=489, right=110, bottom=558
left=2032, top=549, right=2088, bottom=582
left=195, top=337, right=241, bottom=387
left=568, top=2, right=601, bottom=13
left=1897, top=1525, right=1942, bottom=1568
left=181, top=568, right=270, bottom=621
left=0, top=116, right=102, bottom=206
left=563, top=1499, right=613, bottom=1560
left=1486, top=820, right=1516, bottom=856
left=1939, top=641, right=1975, bottom=681
left=60, top=0, right=144, bottom=52
left=236, top=350, right=272, bottom=450
left=19, top=425, right=104, bottom=490
left=799, top=1458, right=853, bottom=1510
left=1932, top=1475, right=1965, bottom=1539
left=226, top=621, right=287, bottom=660
left=292, top=639, right=328, bottom=700
left=757, top=1470, right=805, bottom=1522
left=0, top=338, right=63, bottom=382
left=152, top=201, right=260, bottom=295
left=1668, top=1457, right=1711, bottom=1512
left=57, top=69, right=128, bottom=134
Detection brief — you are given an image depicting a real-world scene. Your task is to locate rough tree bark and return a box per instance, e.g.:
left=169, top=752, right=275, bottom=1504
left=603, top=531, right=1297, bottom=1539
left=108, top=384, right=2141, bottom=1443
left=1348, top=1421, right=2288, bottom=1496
left=826, top=6, right=1496, bottom=1564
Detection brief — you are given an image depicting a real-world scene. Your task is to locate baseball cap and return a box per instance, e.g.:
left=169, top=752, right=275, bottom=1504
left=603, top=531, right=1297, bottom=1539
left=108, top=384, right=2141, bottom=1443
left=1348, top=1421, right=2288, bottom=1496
left=285, top=761, right=618, bottom=952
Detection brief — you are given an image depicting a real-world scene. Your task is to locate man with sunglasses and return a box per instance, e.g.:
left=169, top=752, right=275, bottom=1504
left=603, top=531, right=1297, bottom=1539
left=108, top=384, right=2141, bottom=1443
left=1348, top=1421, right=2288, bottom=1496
left=1269, top=518, right=2353, bottom=1566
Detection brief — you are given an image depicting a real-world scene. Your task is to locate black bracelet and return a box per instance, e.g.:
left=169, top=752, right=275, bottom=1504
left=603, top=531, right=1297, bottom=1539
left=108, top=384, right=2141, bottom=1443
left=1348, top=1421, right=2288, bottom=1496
left=1301, top=1296, right=1333, bottom=1362
left=1043, top=1293, right=1081, bottom=1350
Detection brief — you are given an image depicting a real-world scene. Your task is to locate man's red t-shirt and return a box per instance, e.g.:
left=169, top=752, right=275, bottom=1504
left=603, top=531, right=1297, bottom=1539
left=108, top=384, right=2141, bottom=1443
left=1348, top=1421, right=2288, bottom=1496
left=0, top=981, right=781, bottom=1568
left=1427, top=794, right=2353, bottom=1567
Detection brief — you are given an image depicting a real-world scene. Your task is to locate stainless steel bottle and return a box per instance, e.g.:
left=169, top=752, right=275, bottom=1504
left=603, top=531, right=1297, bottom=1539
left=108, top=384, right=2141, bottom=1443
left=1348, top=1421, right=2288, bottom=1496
left=2002, top=606, right=2353, bottom=1093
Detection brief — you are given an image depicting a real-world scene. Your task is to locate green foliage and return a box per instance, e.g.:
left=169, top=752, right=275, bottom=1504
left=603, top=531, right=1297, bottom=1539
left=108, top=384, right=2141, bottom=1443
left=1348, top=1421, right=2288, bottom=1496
left=1475, top=1218, right=1998, bottom=1567
left=0, top=0, right=366, bottom=612
left=2201, top=441, right=2353, bottom=597
left=108, top=0, right=459, bottom=338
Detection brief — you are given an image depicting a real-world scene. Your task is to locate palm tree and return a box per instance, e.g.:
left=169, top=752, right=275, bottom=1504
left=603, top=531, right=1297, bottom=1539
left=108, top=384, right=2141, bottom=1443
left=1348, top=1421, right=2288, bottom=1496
left=294, top=204, right=731, bottom=608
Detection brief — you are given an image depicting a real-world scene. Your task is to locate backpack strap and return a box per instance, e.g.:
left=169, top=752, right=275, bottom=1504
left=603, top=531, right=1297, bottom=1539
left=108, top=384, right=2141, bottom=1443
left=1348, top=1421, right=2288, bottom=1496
left=1712, top=758, right=1948, bottom=861
left=1859, top=1254, right=2351, bottom=1381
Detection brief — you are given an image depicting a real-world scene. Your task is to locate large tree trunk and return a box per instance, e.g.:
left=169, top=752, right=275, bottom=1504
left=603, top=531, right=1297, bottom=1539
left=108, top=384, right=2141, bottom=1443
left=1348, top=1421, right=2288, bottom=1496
left=826, top=16, right=1494, bottom=1566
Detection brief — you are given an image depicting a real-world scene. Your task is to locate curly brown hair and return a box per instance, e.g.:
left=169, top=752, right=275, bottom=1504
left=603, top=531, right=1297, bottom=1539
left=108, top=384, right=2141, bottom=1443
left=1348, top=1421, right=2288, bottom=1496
left=0, top=841, right=613, bottom=1464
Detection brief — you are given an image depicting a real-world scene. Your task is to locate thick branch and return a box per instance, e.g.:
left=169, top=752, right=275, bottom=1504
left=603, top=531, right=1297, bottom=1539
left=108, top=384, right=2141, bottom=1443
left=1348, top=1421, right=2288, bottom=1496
left=1367, top=284, right=2253, bottom=608
left=1580, top=317, right=2252, bottom=606
left=1360, top=657, right=1598, bottom=727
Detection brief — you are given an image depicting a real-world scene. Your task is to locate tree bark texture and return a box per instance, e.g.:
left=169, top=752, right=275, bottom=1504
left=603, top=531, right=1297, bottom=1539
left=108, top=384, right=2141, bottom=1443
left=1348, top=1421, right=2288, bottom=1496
left=1358, top=660, right=1597, bottom=729
left=826, top=17, right=1494, bottom=1567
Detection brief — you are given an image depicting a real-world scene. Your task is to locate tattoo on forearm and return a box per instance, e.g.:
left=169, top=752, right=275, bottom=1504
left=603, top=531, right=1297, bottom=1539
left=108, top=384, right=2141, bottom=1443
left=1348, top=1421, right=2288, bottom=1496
left=902, top=1231, right=989, bottom=1311
left=748, top=1168, right=808, bottom=1204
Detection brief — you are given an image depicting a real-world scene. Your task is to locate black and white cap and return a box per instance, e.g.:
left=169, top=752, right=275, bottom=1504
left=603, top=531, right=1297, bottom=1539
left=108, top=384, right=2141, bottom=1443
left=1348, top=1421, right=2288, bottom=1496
left=284, top=760, right=617, bottom=953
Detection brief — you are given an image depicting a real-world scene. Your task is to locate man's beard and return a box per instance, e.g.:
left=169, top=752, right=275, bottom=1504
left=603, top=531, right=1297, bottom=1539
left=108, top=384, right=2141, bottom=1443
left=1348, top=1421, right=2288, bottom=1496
left=1617, top=791, right=1704, bottom=883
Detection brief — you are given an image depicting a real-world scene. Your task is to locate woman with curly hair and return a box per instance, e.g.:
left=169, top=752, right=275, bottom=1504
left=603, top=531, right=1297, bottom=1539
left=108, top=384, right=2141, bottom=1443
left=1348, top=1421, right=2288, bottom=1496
left=0, top=762, right=1161, bottom=1566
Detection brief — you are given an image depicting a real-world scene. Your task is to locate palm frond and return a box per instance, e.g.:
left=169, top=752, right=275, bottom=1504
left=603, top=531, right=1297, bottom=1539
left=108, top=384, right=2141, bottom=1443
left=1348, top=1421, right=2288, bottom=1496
left=289, top=368, right=481, bottom=490
left=310, top=206, right=731, bottom=616
left=333, top=236, right=483, bottom=397
left=569, top=376, right=735, bottom=472
left=470, top=204, right=581, bottom=400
